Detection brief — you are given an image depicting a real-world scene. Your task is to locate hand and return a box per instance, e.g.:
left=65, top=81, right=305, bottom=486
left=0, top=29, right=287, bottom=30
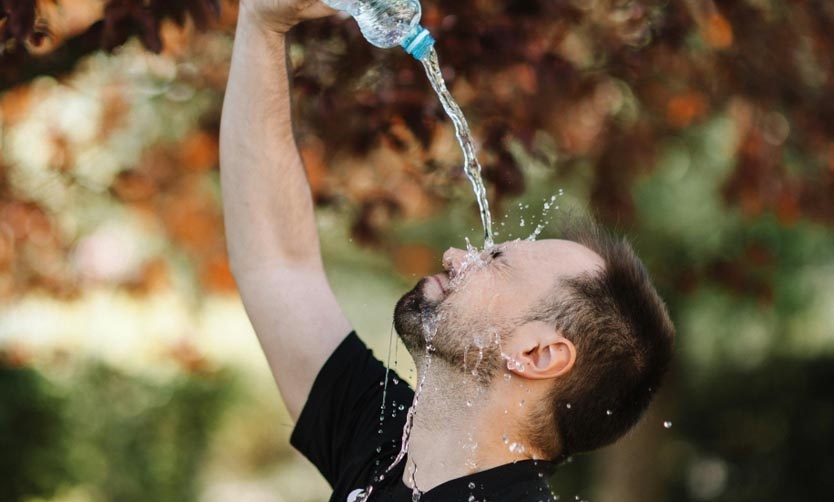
left=239, top=0, right=337, bottom=33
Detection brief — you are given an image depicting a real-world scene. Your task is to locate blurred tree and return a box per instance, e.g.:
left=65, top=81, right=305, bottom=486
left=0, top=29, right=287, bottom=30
left=666, top=356, right=834, bottom=501
left=62, top=361, right=234, bottom=501
left=2, top=0, right=833, bottom=292
left=0, top=356, right=71, bottom=501
left=0, top=351, right=234, bottom=502
left=2, top=0, right=834, bottom=500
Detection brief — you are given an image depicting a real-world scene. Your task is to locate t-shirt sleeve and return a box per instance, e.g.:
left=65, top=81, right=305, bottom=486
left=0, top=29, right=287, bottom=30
left=290, top=332, right=414, bottom=488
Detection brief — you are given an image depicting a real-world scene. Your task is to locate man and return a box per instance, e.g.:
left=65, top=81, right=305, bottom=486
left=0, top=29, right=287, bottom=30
left=219, top=1, right=675, bottom=500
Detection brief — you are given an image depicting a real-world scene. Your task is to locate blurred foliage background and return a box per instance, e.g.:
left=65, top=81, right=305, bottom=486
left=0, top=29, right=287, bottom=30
left=1, top=0, right=833, bottom=500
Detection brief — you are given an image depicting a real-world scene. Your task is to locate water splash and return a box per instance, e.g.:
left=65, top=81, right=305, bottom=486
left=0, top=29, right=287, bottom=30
left=440, top=237, right=494, bottom=289
left=356, top=324, right=400, bottom=500
left=527, top=194, right=561, bottom=241
left=383, top=311, right=439, bottom=479
left=360, top=323, right=416, bottom=501
left=463, top=333, right=487, bottom=377
left=380, top=321, right=397, bottom=433
left=420, top=48, right=494, bottom=248
left=409, top=461, right=421, bottom=501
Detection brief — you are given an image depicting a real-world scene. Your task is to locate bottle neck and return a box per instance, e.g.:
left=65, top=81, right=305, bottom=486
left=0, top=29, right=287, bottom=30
left=400, top=24, right=435, bottom=60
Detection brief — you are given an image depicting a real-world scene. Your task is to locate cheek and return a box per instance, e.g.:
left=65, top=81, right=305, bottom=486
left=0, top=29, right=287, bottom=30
left=441, top=288, right=513, bottom=332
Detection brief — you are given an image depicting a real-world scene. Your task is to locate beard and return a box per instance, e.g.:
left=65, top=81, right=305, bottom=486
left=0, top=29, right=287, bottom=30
left=393, top=278, right=438, bottom=355
left=393, top=278, right=504, bottom=383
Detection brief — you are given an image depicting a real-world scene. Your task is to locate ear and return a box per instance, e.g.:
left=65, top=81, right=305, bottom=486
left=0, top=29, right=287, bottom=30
left=505, top=322, right=576, bottom=380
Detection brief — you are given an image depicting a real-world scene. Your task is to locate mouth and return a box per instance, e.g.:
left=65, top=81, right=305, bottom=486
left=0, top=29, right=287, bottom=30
left=429, top=273, right=451, bottom=296
left=432, top=275, right=447, bottom=294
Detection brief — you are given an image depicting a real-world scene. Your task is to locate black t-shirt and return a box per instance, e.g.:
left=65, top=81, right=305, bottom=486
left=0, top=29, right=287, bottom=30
left=291, top=332, right=558, bottom=502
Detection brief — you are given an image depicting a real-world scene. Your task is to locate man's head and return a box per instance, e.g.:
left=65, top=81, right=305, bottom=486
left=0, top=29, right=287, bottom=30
left=393, top=216, right=675, bottom=461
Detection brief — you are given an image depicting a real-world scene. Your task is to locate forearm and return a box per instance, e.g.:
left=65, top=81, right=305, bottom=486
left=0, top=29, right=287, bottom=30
left=219, top=10, right=321, bottom=275
left=219, top=9, right=351, bottom=418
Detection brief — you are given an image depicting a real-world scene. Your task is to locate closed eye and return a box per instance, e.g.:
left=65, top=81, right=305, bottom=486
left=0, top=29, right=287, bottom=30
left=488, top=247, right=512, bottom=274
left=488, top=248, right=506, bottom=266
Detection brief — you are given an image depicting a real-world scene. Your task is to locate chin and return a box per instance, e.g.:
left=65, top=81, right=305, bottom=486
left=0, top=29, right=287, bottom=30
left=393, top=278, right=439, bottom=355
left=395, top=278, right=505, bottom=384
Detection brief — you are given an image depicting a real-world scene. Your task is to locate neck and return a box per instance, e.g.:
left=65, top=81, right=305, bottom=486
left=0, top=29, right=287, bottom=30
left=401, top=357, right=539, bottom=493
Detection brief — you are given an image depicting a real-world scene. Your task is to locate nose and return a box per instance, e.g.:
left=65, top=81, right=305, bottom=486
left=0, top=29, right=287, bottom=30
left=442, top=247, right=468, bottom=276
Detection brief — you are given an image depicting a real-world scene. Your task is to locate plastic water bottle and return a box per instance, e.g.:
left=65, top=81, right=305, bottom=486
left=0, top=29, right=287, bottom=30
left=322, top=0, right=435, bottom=60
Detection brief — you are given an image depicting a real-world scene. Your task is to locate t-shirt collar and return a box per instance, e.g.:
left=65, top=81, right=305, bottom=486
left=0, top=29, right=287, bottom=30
left=385, top=458, right=557, bottom=501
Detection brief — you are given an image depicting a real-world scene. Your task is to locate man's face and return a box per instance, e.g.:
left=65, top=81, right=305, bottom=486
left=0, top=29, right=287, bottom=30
left=394, top=238, right=604, bottom=381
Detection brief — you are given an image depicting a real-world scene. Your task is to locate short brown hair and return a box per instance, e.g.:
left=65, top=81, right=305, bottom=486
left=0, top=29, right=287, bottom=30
left=525, top=217, right=675, bottom=461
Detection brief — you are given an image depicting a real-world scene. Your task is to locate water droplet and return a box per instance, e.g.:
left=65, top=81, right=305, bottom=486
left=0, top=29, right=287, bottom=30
left=376, top=446, right=382, bottom=453
left=466, top=400, right=473, bottom=407
left=606, top=409, right=613, bottom=416
left=398, top=404, right=405, bottom=411
left=566, top=403, right=572, bottom=409
left=663, top=421, right=673, bottom=429
left=503, top=374, right=512, bottom=381
left=468, top=482, right=476, bottom=489
left=509, top=442, right=525, bottom=453
left=393, top=377, right=400, bottom=384
left=502, top=434, right=509, bottom=444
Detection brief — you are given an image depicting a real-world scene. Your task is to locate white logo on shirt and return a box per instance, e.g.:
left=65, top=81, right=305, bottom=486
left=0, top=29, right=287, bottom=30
left=347, top=488, right=366, bottom=502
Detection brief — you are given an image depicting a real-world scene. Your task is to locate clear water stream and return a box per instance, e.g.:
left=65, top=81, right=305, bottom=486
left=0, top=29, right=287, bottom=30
left=420, top=47, right=495, bottom=249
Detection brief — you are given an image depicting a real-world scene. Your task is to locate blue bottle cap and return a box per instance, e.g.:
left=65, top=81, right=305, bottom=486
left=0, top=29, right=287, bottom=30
left=401, top=24, right=435, bottom=60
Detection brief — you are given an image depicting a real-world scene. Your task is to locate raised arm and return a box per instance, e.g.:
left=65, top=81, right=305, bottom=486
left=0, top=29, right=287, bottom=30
left=219, top=0, right=351, bottom=420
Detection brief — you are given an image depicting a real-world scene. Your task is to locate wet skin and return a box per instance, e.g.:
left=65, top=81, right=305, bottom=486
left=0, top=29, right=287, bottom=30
left=395, top=238, right=605, bottom=379
left=424, top=239, right=603, bottom=337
